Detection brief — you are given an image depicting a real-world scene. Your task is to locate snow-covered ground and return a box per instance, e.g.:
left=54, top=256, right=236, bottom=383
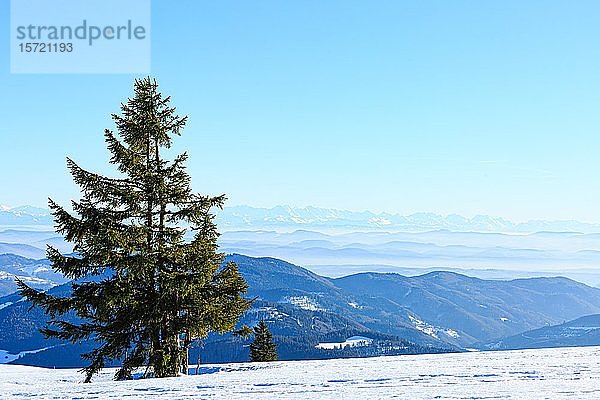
left=1, top=346, right=599, bottom=399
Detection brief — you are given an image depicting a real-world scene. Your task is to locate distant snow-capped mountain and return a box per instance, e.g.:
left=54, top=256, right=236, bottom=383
left=2, top=203, right=600, bottom=233
left=7, top=206, right=50, bottom=217
left=0, top=206, right=53, bottom=226
left=215, top=205, right=600, bottom=233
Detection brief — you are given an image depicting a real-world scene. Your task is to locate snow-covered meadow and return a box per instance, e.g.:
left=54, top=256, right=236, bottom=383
left=1, top=346, right=599, bottom=399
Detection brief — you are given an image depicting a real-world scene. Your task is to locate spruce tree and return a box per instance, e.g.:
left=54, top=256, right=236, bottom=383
left=249, top=320, right=278, bottom=362
left=17, top=77, right=250, bottom=382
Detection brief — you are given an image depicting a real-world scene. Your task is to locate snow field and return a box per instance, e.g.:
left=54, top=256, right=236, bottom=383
left=1, top=346, right=599, bottom=399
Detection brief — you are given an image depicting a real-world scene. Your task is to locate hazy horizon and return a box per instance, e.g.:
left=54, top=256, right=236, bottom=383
left=5, top=201, right=600, bottom=229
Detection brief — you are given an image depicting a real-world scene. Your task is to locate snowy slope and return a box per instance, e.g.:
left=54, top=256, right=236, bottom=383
left=1, top=346, right=599, bottom=399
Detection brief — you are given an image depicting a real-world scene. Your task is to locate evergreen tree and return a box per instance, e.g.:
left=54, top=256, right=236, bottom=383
left=17, top=78, right=251, bottom=382
left=249, top=320, right=278, bottom=362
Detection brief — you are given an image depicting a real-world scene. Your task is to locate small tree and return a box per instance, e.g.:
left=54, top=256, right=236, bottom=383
left=249, top=320, right=278, bottom=362
left=17, top=78, right=251, bottom=382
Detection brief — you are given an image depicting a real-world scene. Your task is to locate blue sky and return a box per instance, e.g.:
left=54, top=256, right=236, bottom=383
left=1, top=1, right=600, bottom=222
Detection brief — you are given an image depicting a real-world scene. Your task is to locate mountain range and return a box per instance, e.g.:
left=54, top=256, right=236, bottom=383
left=218, top=229, right=600, bottom=286
left=483, top=314, right=600, bottom=350
left=5, top=204, right=600, bottom=286
left=4, top=226, right=600, bottom=286
left=2, top=254, right=600, bottom=367
left=4, top=204, right=600, bottom=233
left=219, top=205, right=600, bottom=233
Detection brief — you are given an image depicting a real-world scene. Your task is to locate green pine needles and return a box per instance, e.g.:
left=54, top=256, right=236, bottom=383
left=249, top=320, right=278, bottom=362
left=17, top=78, right=251, bottom=382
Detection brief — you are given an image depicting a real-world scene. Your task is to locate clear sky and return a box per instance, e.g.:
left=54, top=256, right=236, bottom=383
left=1, top=1, right=600, bottom=223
